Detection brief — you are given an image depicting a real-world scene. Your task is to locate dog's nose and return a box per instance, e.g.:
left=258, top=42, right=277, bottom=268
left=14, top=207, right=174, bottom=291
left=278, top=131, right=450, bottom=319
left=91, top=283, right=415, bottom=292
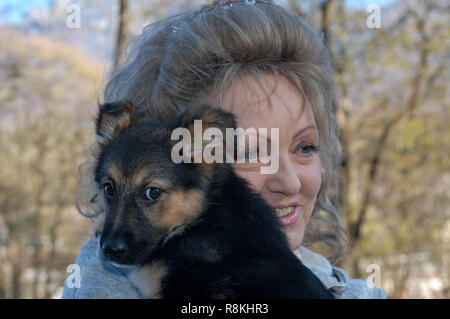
left=102, top=240, right=127, bottom=263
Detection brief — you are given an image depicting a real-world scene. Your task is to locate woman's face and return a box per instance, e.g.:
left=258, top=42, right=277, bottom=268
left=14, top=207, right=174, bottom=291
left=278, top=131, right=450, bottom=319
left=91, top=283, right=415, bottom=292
left=202, top=74, right=322, bottom=251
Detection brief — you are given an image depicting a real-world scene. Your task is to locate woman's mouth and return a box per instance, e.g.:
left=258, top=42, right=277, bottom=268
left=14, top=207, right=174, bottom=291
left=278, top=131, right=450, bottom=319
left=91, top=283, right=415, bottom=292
left=274, top=206, right=300, bottom=226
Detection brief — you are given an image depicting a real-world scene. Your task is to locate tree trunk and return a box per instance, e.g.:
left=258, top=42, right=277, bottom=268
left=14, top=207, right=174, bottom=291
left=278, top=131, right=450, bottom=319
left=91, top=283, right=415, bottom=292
left=320, top=0, right=334, bottom=47
left=114, top=0, right=130, bottom=68
left=12, top=262, right=22, bottom=298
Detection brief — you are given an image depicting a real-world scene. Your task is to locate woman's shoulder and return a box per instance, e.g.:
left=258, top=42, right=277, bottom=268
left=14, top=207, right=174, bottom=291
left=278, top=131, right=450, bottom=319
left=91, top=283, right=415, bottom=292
left=295, top=246, right=387, bottom=299
left=62, top=238, right=386, bottom=298
left=62, top=236, right=143, bottom=299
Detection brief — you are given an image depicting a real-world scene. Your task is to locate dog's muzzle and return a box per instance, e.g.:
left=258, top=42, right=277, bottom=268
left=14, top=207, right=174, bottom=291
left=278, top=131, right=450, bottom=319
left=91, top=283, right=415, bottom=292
left=101, top=240, right=127, bottom=264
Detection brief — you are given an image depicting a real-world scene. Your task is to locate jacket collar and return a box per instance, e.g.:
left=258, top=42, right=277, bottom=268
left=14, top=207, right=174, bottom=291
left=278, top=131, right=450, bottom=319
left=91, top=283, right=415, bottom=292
left=294, top=246, right=349, bottom=298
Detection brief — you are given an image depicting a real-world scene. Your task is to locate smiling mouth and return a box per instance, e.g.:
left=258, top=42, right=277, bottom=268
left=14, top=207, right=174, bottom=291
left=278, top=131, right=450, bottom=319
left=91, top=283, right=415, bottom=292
left=274, top=206, right=300, bottom=226
left=274, top=206, right=295, bottom=217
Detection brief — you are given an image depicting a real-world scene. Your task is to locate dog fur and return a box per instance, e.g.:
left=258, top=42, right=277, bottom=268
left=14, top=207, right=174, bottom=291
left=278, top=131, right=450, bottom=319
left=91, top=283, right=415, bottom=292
left=93, top=101, right=334, bottom=299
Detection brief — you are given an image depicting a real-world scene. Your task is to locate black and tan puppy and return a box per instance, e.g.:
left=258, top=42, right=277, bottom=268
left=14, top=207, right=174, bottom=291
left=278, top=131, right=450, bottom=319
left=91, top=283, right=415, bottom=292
left=94, top=101, right=334, bottom=299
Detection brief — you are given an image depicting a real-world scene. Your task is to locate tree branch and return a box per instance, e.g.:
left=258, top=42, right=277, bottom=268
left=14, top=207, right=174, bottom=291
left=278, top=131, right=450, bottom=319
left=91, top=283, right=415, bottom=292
left=349, top=10, right=432, bottom=243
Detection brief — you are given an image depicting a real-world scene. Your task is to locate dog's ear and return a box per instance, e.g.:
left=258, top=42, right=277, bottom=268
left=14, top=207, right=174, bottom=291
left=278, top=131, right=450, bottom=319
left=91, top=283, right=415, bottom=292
left=95, top=100, right=137, bottom=147
left=179, top=104, right=237, bottom=131
left=173, top=104, right=237, bottom=164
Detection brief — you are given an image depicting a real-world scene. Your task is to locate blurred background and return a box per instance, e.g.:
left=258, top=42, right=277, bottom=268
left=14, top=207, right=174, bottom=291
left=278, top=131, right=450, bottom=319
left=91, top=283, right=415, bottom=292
left=0, top=0, right=448, bottom=299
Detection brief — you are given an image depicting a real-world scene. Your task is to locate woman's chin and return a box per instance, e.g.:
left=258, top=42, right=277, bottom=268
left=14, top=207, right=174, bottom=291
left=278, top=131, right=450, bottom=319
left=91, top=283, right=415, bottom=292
left=282, top=211, right=309, bottom=251
left=285, top=230, right=304, bottom=251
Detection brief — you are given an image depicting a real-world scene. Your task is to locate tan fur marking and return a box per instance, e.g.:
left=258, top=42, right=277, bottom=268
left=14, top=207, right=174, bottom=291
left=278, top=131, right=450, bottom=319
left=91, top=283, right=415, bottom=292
left=108, top=165, right=121, bottom=184
left=132, top=170, right=171, bottom=191
left=156, top=189, right=204, bottom=229
left=128, top=260, right=168, bottom=298
left=132, top=168, right=151, bottom=187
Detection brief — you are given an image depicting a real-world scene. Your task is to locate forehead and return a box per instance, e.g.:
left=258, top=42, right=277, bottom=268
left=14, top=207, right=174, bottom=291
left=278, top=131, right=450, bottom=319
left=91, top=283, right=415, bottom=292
left=103, top=165, right=172, bottom=188
left=96, top=125, right=176, bottom=180
left=220, top=74, right=317, bottom=134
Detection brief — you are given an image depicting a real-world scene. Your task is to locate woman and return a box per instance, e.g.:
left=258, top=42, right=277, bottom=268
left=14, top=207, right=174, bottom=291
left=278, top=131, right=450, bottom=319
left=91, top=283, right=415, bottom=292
left=63, top=0, right=386, bottom=298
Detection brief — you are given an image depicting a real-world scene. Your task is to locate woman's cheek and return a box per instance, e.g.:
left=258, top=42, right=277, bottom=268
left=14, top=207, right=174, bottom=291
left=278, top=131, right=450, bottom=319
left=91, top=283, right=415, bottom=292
left=303, top=159, right=322, bottom=199
left=313, top=162, right=322, bottom=199
left=232, top=166, right=265, bottom=192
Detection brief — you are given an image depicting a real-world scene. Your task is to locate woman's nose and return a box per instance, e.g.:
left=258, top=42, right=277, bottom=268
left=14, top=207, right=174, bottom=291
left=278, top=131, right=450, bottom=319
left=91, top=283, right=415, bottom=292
left=265, top=156, right=301, bottom=195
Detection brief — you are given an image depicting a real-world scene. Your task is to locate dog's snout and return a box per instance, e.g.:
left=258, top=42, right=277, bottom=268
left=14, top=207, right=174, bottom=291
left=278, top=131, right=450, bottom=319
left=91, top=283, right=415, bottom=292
left=102, top=240, right=127, bottom=263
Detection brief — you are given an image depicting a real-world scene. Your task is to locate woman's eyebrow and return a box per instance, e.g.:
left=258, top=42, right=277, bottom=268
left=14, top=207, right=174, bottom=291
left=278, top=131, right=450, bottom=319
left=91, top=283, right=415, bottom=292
left=292, top=125, right=317, bottom=140
left=246, top=125, right=317, bottom=146
left=250, top=125, right=317, bottom=144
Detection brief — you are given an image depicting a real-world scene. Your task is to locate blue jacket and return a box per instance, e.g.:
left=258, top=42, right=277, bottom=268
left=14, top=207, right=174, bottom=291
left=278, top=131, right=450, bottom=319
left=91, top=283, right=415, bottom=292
left=62, top=236, right=386, bottom=299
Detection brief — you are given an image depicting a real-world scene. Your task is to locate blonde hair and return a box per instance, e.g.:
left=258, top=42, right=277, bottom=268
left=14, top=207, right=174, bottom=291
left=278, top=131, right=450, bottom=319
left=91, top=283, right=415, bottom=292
left=78, top=0, right=348, bottom=264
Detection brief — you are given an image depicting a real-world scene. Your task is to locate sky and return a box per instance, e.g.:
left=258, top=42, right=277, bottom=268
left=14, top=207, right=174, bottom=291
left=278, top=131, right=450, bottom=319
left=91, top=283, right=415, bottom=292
left=0, top=0, right=53, bottom=24
left=346, top=0, right=398, bottom=8
left=0, top=0, right=399, bottom=24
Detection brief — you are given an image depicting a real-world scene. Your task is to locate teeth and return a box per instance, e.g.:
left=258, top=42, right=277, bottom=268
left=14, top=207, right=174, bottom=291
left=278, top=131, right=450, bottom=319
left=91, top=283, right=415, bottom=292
left=274, top=206, right=294, bottom=217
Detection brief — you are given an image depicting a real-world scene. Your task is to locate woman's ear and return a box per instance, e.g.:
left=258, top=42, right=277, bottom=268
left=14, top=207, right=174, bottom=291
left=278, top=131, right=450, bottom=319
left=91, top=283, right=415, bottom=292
left=95, top=100, right=137, bottom=148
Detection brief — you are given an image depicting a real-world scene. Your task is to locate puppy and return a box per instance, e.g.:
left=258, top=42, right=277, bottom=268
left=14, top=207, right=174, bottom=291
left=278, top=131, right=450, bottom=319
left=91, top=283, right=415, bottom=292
left=93, top=101, right=334, bottom=299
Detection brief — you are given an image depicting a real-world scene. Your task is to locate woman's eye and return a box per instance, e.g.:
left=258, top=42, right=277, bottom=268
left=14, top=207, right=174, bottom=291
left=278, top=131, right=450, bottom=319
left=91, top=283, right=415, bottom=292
left=145, top=187, right=162, bottom=201
left=245, top=147, right=259, bottom=161
left=297, top=143, right=319, bottom=156
left=103, top=183, right=114, bottom=199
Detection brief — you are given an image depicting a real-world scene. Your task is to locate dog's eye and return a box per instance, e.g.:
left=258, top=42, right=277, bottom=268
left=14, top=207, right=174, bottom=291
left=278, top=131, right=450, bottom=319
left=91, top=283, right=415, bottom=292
left=145, top=187, right=162, bottom=201
left=103, top=182, right=114, bottom=199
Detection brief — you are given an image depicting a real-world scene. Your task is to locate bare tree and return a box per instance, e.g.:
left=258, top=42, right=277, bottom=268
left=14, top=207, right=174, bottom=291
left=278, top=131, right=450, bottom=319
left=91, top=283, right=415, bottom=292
left=114, top=0, right=130, bottom=68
